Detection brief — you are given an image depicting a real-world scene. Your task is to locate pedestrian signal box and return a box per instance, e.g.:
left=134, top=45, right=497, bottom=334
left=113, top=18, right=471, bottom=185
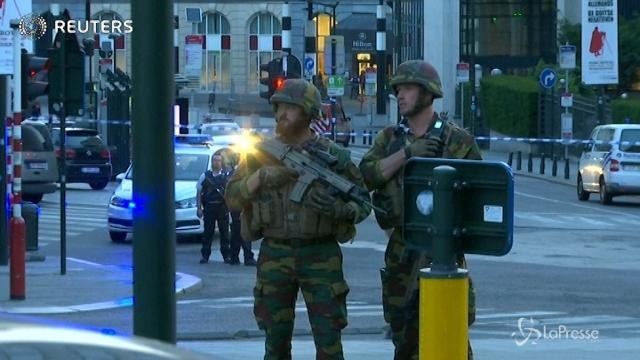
left=403, top=158, right=514, bottom=256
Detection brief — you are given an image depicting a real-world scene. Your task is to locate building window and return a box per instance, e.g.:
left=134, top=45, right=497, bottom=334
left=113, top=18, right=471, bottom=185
left=315, top=13, right=332, bottom=77
left=248, top=12, right=282, bottom=92
left=193, top=12, right=231, bottom=92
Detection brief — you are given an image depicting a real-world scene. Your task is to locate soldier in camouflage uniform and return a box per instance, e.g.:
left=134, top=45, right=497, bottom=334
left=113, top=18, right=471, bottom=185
left=358, top=60, right=482, bottom=360
left=225, top=79, right=370, bottom=360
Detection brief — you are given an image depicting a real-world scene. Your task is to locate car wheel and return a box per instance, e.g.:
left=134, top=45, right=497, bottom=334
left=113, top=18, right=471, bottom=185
left=109, top=231, right=127, bottom=243
left=23, top=193, right=44, bottom=204
left=599, top=178, right=613, bottom=205
left=89, top=180, right=109, bottom=190
left=577, top=175, right=590, bottom=201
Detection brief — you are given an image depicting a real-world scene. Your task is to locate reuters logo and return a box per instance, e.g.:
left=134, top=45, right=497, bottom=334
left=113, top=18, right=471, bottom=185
left=19, top=13, right=48, bottom=39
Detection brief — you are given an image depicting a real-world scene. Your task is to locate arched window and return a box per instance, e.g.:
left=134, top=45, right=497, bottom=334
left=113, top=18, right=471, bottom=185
left=248, top=12, right=282, bottom=92
left=193, top=12, right=232, bottom=92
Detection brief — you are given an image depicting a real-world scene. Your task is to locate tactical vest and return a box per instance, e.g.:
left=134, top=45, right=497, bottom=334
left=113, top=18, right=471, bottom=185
left=201, top=170, right=228, bottom=207
left=248, top=137, right=351, bottom=241
left=371, top=116, right=477, bottom=230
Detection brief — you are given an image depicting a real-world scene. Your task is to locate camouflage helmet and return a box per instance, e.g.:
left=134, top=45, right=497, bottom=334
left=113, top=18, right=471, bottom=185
left=270, top=79, right=322, bottom=119
left=389, top=60, right=443, bottom=98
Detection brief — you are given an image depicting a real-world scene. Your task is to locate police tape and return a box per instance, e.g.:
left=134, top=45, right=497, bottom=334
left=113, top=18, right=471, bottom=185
left=19, top=116, right=640, bottom=146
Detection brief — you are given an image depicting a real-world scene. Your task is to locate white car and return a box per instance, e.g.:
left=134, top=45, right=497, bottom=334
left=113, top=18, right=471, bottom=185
left=577, top=124, right=640, bottom=205
left=199, top=121, right=242, bottom=145
left=107, top=144, right=228, bottom=242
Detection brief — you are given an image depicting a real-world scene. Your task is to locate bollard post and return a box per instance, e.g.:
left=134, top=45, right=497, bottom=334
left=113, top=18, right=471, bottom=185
left=507, top=152, right=513, bottom=167
left=419, top=165, right=468, bottom=360
left=564, top=158, right=570, bottom=179
left=351, top=131, right=355, bottom=144
left=552, top=155, right=558, bottom=177
left=369, top=131, right=375, bottom=146
left=362, top=130, right=367, bottom=145
left=516, top=151, right=522, bottom=170
left=527, top=153, right=533, bottom=173
left=539, top=153, right=546, bottom=175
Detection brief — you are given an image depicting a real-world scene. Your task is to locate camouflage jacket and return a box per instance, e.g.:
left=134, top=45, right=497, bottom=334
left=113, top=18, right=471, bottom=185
left=359, top=114, right=482, bottom=229
left=225, top=133, right=370, bottom=241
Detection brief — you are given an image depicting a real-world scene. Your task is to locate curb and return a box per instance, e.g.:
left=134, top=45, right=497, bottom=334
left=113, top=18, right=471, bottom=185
left=0, top=271, right=202, bottom=315
left=177, top=326, right=387, bottom=342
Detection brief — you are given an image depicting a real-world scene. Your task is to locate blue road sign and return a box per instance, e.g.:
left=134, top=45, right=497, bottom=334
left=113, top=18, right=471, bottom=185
left=539, top=68, right=557, bottom=89
left=304, top=57, right=314, bottom=71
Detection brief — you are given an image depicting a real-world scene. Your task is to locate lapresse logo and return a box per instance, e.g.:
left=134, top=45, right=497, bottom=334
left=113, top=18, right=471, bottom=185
left=19, top=13, right=133, bottom=39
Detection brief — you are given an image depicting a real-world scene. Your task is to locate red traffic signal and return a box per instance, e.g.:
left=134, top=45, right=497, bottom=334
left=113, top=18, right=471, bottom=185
left=273, top=76, right=285, bottom=91
left=20, top=49, right=50, bottom=111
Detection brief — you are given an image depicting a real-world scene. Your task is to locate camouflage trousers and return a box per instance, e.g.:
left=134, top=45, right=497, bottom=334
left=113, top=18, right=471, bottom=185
left=253, top=237, right=350, bottom=360
left=381, top=229, right=475, bottom=360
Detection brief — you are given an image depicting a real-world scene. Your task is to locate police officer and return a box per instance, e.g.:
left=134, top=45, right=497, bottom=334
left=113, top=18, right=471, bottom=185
left=196, top=153, right=231, bottom=264
left=359, top=60, right=482, bottom=360
left=225, top=79, right=370, bottom=360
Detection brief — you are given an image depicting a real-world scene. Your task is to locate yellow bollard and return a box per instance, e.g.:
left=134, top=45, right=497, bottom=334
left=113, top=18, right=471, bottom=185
left=419, top=268, right=469, bottom=360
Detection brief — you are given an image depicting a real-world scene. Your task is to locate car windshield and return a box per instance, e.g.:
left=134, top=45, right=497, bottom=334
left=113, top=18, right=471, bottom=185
left=53, top=129, right=105, bottom=148
left=619, top=129, right=640, bottom=153
left=201, top=124, right=240, bottom=136
left=125, top=153, right=209, bottom=181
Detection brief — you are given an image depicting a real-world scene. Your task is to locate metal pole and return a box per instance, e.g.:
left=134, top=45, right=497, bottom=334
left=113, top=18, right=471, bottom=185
left=132, top=0, right=176, bottom=343
left=58, top=36, right=68, bottom=276
left=418, top=165, right=467, bottom=360
left=282, top=1, right=291, bottom=55
left=376, top=0, right=386, bottom=115
left=564, top=69, right=569, bottom=160
left=304, top=1, right=316, bottom=81
left=469, top=0, right=476, bottom=136
left=9, top=21, right=26, bottom=300
left=0, top=76, right=8, bottom=266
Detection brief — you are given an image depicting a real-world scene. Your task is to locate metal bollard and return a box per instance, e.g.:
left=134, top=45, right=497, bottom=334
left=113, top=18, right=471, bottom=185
left=516, top=151, right=522, bottom=170
left=527, top=153, right=533, bottom=173
left=507, top=152, right=513, bottom=167
left=539, top=153, right=546, bottom=175
left=564, top=158, right=570, bottom=179
left=552, top=156, right=558, bottom=177
left=362, top=130, right=367, bottom=145
left=370, top=131, right=376, bottom=146
left=351, top=131, right=355, bottom=144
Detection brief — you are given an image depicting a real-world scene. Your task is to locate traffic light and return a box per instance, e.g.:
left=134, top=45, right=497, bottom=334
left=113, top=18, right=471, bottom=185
left=48, top=15, right=85, bottom=117
left=273, top=76, right=285, bottom=92
left=20, top=49, right=50, bottom=111
left=259, top=58, right=282, bottom=100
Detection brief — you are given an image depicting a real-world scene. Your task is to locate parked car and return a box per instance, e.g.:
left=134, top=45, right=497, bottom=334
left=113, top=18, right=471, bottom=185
left=320, top=100, right=352, bottom=147
left=51, top=127, right=113, bottom=190
left=21, top=120, right=59, bottom=203
left=199, top=121, right=242, bottom=145
left=107, top=144, right=228, bottom=242
left=577, top=124, right=640, bottom=204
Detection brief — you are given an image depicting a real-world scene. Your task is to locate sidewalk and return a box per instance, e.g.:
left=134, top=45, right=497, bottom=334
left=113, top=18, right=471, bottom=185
left=0, top=256, right=201, bottom=314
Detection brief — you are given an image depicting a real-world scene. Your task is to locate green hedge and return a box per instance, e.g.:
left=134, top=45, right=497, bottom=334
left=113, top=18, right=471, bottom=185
left=479, top=75, right=539, bottom=137
left=611, top=98, right=640, bottom=124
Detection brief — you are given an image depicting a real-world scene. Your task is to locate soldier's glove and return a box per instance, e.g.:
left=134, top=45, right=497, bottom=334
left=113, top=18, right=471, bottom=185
left=258, top=166, right=299, bottom=189
left=307, top=187, right=357, bottom=221
left=404, top=136, right=443, bottom=158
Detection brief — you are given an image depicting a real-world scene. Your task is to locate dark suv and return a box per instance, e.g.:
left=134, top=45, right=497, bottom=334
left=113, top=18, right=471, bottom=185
left=51, top=128, right=112, bottom=190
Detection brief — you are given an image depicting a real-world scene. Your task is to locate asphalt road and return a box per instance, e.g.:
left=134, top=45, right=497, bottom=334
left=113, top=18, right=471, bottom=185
left=26, top=152, right=640, bottom=348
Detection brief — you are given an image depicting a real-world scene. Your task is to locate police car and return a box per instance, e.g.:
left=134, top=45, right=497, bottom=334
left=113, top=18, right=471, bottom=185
left=577, top=124, right=640, bottom=204
left=107, top=143, right=228, bottom=242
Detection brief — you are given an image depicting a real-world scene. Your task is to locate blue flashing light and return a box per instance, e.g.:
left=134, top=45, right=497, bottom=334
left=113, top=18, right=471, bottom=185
left=127, top=201, right=136, bottom=209
left=115, top=297, right=134, bottom=307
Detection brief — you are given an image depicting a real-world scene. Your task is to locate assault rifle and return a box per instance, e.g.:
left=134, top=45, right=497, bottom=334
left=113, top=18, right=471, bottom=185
left=257, top=137, right=386, bottom=215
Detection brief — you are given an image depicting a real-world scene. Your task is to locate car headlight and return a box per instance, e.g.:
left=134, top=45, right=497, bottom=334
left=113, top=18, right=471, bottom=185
left=175, top=197, right=197, bottom=209
left=110, top=195, right=128, bottom=208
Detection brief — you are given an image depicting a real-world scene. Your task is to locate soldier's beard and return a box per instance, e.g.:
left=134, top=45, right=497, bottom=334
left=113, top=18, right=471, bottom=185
left=276, top=116, right=310, bottom=140
left=404, top=94, right=434, bottom=118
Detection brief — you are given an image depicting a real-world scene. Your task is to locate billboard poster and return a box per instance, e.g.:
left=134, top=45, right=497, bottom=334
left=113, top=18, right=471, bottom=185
left=581, top=0, right=619, bottom=85
left=0, top=0, right=33, bottom=74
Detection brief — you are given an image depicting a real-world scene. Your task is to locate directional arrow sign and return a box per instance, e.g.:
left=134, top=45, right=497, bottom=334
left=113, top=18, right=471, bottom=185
left=539, top=68, right=557, bottom=89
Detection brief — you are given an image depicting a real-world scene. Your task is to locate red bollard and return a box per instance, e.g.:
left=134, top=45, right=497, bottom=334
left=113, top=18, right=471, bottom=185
left=9, top=213, right=26, bottom=300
